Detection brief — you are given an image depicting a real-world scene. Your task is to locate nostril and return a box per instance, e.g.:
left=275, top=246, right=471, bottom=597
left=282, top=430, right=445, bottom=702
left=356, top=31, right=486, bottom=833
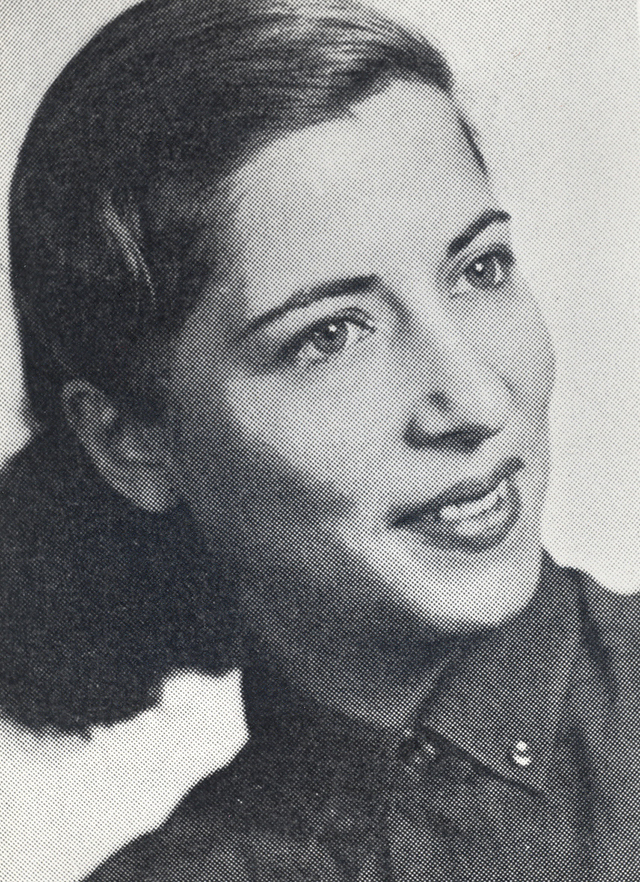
left=426, top=390, right=451, bottom=411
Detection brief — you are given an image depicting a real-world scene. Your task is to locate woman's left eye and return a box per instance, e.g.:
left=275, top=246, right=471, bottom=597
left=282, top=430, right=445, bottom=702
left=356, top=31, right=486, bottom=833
left=282, top=316, right=374, bottom=367
left=456, top=250, right=515, bottom=293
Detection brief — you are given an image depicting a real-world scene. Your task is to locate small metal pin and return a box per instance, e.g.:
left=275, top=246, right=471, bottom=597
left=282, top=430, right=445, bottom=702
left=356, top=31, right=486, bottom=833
left=510, top=740, right=533, bottom=767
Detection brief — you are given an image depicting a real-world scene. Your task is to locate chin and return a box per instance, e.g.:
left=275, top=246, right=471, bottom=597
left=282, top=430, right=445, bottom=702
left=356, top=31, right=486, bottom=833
left=441, top=547, right=543, bottom=632
left=348, top=521, right=544, bottom=636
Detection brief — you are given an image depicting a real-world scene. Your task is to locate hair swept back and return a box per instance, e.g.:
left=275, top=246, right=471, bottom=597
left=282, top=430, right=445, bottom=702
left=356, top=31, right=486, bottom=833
left=5, top=0, right=456, bottom=731
left=10, top=0, right=452, bottom=430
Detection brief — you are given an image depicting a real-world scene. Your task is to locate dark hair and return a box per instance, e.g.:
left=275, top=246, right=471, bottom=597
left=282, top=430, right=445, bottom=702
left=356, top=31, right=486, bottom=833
left=10, top=0, right=453, bottom=430
left=4, top=0, right=458, bottom=731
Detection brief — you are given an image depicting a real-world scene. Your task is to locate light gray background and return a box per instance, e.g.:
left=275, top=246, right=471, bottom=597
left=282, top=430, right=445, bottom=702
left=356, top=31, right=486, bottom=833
left=0, top=1, right=638, bottom=880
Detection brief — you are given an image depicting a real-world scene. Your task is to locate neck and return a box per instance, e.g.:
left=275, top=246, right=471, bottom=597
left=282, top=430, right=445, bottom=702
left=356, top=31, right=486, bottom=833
left=249, top=624, right=467, bottom=731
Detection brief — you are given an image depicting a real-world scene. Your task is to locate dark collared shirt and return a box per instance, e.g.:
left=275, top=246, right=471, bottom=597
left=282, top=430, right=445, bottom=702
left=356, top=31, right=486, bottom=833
left=87, top=557, right=610, bottom=881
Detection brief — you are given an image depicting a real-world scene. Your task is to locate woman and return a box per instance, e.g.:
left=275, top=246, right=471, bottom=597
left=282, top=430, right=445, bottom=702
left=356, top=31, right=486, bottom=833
left=3, top=0, right=640, bottom=878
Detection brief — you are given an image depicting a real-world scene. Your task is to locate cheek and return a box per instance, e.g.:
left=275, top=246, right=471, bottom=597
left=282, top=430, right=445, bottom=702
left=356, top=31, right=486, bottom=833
left=507, top=306, right=555, bottom=412
left=462, top=293, right=555, bottom=413
left=169, top=355, right=358, bottom=526
left=173, top=390, right=363, bottom=549
left=221, top=358, right=407, bottom=487
left=172, top=357, right=412, bottom=556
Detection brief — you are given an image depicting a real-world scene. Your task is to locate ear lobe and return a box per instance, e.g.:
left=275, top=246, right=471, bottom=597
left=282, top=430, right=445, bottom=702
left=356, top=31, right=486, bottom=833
left=62, top=380, right=178, bottom=512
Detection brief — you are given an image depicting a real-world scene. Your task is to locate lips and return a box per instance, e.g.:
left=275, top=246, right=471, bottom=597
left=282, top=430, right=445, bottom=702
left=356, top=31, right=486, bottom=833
left=391, top=456, right=524, bottom=552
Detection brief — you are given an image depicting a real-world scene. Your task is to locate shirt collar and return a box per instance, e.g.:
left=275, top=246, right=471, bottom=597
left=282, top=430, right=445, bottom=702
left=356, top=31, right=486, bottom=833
left=419, top=554, right=581, bottom=793
left=243, top=554, right=581, bottom=798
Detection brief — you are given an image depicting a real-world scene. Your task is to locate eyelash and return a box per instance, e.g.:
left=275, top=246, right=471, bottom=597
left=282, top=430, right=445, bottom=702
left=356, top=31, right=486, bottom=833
left=278, top=310, right=375, bottom=368
left=454, top=246, right=516, bottom=293
left=270, top=247, right=516, bottom=370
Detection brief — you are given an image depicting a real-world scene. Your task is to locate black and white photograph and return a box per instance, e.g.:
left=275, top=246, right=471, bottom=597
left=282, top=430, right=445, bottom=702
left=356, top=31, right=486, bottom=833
left=0, top=1, right=639, bottom=879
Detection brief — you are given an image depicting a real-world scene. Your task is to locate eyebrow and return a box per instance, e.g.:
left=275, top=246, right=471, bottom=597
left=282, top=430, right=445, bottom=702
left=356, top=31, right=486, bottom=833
left=448, top=208, right=511, bottom=257
left=236, top=208, right=512, bottom=340
left=235, top=274, right=380, bottom=341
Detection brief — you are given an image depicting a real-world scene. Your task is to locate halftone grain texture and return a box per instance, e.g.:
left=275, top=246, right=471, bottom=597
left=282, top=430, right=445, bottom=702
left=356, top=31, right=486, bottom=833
left=0, top=1, right=639, bottom=881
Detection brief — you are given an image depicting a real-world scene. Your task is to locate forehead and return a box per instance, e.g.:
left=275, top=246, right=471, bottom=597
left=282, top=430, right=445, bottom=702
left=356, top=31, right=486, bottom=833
left=210, top=80, right=493, bottom=310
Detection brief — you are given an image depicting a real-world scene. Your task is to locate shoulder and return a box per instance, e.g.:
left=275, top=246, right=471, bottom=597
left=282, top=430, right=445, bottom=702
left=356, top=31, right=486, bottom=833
left=567, top=563, right=640, bottom=672
left=564, top=562, right=640, bottom=789
left=82, top=741, right=338, bottom=882
left=561, top=565, right=640, bottom=877
left=541, top=554, right=640, bottom=689
left=554, top=560, right=640, bottom=712
left=83, top=768, right=246, bottom=881
left=82, top=807, right=252, bottom=882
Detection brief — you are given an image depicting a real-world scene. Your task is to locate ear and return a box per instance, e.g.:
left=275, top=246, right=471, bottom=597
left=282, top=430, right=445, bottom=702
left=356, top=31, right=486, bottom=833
left=62, top=380, right=178, bottom=512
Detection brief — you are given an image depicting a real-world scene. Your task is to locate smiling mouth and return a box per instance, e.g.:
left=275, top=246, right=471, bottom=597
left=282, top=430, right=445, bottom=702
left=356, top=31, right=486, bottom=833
left=392, top=456, right=524, bottom=552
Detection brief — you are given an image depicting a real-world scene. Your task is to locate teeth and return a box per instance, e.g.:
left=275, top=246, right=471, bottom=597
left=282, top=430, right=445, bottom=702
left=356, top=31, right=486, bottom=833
left=438, top=480, right=508, bottom=523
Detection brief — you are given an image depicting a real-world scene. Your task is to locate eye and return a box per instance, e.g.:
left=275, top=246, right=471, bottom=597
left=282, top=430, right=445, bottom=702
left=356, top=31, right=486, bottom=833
left=457, top=249, right=515, bottom=293
left=283, top=315, right=374, bottom=368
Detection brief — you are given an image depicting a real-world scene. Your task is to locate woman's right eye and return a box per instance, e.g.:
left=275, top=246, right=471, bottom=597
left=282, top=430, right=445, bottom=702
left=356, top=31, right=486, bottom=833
left=281, top=315, right=375, bottom=368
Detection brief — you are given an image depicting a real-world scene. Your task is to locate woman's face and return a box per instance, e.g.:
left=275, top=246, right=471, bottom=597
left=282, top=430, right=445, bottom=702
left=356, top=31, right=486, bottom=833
left=168, top=80, right=555, bottom=651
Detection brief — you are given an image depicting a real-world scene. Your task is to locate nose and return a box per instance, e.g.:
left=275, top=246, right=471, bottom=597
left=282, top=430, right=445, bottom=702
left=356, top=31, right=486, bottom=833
left=403, top=325, right=512, bottom=453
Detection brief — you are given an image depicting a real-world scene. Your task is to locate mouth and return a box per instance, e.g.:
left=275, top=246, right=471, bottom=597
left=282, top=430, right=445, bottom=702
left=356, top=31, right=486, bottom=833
left=391, top=456, right=524, bottom=552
